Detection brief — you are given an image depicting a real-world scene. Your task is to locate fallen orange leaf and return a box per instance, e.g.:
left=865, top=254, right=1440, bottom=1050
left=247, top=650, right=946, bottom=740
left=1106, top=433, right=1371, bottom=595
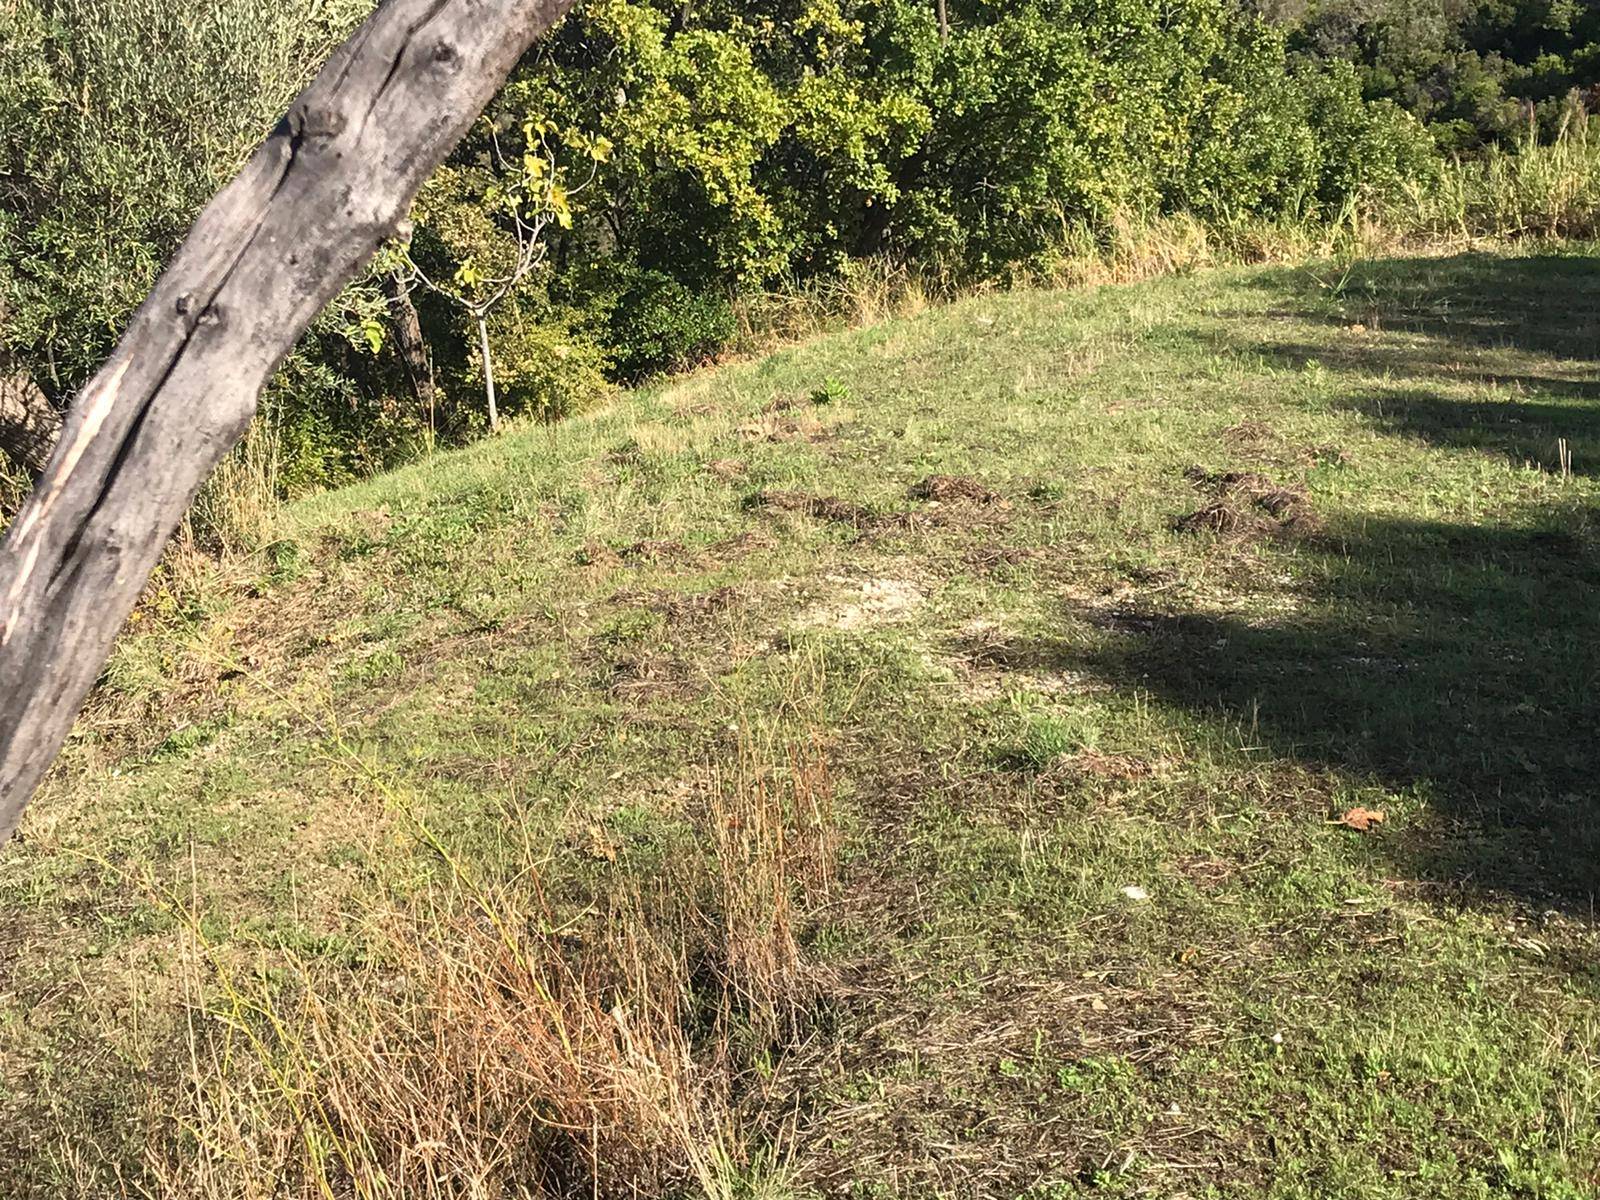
left=1336, top=807, right=1386, bottom=832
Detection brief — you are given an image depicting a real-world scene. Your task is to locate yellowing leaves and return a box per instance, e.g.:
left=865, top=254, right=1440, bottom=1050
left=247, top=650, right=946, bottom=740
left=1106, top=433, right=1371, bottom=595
left=549, top=183, right=572, bottom=229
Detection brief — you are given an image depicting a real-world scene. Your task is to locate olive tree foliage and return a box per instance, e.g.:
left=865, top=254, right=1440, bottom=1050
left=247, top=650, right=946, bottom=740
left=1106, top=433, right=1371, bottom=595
left=0, top=0, right=413, bottom=499
left=0, top=0, right=374, bottom=392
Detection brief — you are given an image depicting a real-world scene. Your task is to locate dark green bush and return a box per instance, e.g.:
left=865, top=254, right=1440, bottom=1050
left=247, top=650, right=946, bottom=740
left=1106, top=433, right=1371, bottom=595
left=1278, top=0, right=1600, bottom=151
left=605, top=269, right=736, bottom=382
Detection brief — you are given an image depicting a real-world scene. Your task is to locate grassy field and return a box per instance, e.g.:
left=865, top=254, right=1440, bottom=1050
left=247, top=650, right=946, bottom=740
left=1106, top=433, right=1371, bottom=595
left=2, top=246, right=1598, bottom=1199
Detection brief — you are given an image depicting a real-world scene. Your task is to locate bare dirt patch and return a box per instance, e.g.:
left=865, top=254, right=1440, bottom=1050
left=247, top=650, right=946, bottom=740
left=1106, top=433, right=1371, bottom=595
left=796, top=575, right=924, bottom=631
left=945, top=623, right=1099, bottom=701
left=1058, top=749, right=1159, bottom=782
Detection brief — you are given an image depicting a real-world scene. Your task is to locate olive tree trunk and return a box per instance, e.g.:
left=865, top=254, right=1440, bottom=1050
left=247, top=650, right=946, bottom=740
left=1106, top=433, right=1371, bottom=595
left=383, top=273, right=437, bottom=420
left=0, top=0, right=578, bottom=846
left=0, top=374, right=63, bottom=478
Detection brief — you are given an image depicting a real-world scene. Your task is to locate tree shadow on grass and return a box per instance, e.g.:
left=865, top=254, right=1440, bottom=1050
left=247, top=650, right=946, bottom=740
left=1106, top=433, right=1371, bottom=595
left=1062, top=512, right=1600, bottom=913
left=1246, top=249, right=1600, bottom=363
left=1227, top=250, right=1600, bottom=475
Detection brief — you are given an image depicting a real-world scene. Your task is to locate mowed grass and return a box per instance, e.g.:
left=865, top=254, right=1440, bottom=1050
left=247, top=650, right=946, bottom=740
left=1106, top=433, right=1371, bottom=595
left=2, top=247, right=1599, bottom=1199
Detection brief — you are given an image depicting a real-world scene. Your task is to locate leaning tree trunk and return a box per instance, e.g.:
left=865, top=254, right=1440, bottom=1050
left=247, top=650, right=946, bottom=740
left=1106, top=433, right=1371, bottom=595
left=0, top=0, right=579, bottom=846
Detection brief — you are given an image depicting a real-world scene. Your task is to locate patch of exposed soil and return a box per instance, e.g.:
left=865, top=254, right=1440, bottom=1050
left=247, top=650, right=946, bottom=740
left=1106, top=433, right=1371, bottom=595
left=796, top=575, right=924, bottom=631
left=1058, top=749, right=1159, bottom=782
left=1084, top=606, right=1171, bottom=636
left=945, top=624, right=1098, bottom=701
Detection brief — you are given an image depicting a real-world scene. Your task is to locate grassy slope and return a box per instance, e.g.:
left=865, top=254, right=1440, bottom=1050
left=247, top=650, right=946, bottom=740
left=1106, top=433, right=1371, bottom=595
left=3, top=247, right=1599, bottom=1198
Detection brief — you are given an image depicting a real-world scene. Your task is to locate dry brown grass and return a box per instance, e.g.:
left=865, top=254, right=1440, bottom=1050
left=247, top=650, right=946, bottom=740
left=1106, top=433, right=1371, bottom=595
left=149, top=890, right=726, bottom=1199
left=142, top=740, right=839, bottom=1200
left=706, top=739, right=838, bottom=1047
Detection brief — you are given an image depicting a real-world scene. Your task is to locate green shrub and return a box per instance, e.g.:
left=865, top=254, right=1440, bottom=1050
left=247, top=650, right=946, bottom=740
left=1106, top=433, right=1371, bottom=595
left=9, top=0, right=1596, bottom=527
left=485, top=304, right=615, bottom=424
left=606, top=270, right=736, bottom=382
left=810, top=378, right=851, bottom=406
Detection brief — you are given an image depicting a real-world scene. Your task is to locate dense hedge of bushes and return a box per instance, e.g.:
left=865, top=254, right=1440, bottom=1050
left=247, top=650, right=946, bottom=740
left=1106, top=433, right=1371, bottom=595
left=0, top=0, right=1585, bottom=519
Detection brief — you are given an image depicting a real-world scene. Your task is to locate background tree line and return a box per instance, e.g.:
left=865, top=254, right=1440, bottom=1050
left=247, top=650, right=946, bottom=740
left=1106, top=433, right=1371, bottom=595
left=2, top=0, right=1596, bottom=523
left=1258, top=0, right=1600, bottom=150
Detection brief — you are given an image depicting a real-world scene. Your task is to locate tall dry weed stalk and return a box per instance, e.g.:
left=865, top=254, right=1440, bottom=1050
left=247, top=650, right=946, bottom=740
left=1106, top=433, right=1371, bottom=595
left=706, top=738, right=838, bottom=1046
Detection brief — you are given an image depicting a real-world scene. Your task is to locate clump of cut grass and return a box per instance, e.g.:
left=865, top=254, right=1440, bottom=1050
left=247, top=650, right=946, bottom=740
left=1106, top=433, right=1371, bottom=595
left=731, top=258, right=935, bottom=356
left=149, top=878, right=739, bottom=1199
left=183, top=419, right=289, bottom=558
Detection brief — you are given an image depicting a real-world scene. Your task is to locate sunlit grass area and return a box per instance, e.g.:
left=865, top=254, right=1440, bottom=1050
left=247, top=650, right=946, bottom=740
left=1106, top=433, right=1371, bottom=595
left=3, top=246, right=1598, bottom=1199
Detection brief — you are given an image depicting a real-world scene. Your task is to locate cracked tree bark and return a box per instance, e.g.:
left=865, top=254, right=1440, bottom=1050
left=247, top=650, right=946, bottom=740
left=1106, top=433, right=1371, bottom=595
left=0, top=0, right=578, bottom=845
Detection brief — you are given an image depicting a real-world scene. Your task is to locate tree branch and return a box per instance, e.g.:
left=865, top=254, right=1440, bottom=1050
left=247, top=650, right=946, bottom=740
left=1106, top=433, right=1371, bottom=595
left=0, top=0, right=579, bottom=845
